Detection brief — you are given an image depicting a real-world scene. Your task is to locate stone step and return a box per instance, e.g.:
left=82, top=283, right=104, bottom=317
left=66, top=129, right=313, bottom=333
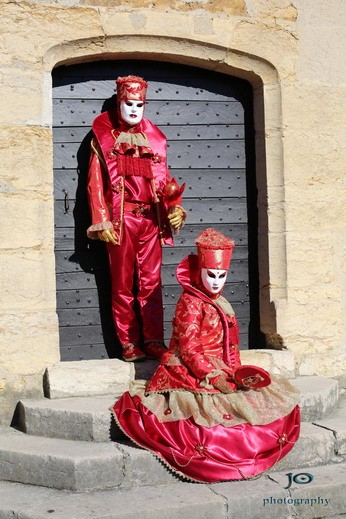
left=290, top=376, right=339, bottom=421
left=0, top=419, right=344, bottom=493
left=43, top=359, right=134, bottom=399
left=240, top=348, right=296, bottom=378
left=15, top=395, right=122, bottom=443
left=0, top=462, right=345, bottom=519
left=313, top=393, right=346, bottom=458
left=0, top=427, right=175, bottom=492
left=15, top=376, right=339, bottom=443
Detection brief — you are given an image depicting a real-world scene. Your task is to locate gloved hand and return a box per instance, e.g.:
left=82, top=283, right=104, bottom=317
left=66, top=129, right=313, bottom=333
left=168, top=206, right=186, bottom=231
left=212, top=372, right=236, bottom=394
left=98, top=228, right=117, bottom=245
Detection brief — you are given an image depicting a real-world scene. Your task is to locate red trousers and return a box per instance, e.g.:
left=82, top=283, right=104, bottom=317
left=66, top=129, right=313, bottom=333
left=107, top=210, right=164, bottom=346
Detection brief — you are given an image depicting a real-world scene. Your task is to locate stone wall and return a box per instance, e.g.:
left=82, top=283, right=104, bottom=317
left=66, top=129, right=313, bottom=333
left=0, top=0, right=345, bottom=423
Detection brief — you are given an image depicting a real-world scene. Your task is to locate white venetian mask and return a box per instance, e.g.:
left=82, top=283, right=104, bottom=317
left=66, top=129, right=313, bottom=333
left=119, top=99, right=145, bottom=126
left=201, top=268, right=228, bottom=295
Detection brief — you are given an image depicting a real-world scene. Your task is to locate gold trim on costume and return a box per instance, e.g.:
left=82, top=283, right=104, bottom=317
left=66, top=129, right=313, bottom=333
left=91, top=138, right=107, bottom=170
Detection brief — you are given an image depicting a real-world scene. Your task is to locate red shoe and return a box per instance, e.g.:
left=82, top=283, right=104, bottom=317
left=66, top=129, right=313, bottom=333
left=122, top=343, right=146, bottom=362
left=143, top=342, right=166, bottom=360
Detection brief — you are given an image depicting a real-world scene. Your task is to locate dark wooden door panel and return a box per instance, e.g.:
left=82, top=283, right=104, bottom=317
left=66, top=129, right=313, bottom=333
left=54, top=124, right=245, bottom=143
left=172, top=169, right=246, bottom=198
left=54, top=197, right=248, bottom=227
left=53, top=60, right=258, bottom=360
left=184, top=198, right=248, bottom=224
left=162, top=246, right=248, bottom=265
left=56, top=245, right=248, bottom=274
left=56, top=272, right=98, bottom=290
left=53, top=80, right=243, bottom=102
left=58, top=308, right=101, bottom=327
left=59, top=324, right=105, bottom=346
left=56, top=288, right=101, bottom=309
left=54, top=140, right=245, bottom=169
left=60, top=343, right=108, bottom=361
left=172, top=223, right=248, bottom=246
left=53, top=99, right=244, bottom=127
left=53, top=167, right=247, bottom=200
left=56, top=259, right=249, bottom=288
left=55, top=223, right=248, bottom=251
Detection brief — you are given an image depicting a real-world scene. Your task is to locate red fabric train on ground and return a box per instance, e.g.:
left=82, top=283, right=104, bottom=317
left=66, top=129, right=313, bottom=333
left=112, top=229, right=300, bottom=482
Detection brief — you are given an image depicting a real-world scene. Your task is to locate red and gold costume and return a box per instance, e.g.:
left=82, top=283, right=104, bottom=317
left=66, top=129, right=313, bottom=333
left=145, top=254, right=241, bottom=393
left=87, top=76, right=184, bottom=353
left=112, top=231, right=300, bottom=482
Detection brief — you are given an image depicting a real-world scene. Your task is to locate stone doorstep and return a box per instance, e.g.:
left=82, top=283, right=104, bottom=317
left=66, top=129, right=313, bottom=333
left=240, top=349, right=296, bottom=379
left=44, top=352, right=294, bottom=400
left=15, top=395, right=121, bottom=443
left=44, top=359, right=135, bottom=399
left=0, top=463, right=345, bottom=519
left=16, top=376, right=339, bottom=443
left=290, top=376, right=339, bottom=422
left=0, top=427, right=175, bottom=493
left=0, top=421, right=344, bottom=493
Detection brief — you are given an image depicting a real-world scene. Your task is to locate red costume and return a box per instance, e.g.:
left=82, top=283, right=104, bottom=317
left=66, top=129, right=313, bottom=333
left=145, top=254, right=241, bottom=393
left=87, top=76, right=185, bottom=359
left=113, top=230, right=300, bottom=482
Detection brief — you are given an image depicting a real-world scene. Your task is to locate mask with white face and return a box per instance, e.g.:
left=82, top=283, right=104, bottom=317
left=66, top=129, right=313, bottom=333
left=119, top=100, right=144, bottom=126
left=201, top=268, right=228, bottom=295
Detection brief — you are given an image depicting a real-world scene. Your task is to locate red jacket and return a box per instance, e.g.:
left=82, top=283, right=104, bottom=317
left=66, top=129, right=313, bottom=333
left=146, top=254, right=241, bottom=394
left=87, top=110, right=173, bottom=246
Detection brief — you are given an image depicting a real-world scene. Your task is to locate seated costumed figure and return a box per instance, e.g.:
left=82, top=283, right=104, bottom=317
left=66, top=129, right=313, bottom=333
left=112, top=229, right=300, bottom=482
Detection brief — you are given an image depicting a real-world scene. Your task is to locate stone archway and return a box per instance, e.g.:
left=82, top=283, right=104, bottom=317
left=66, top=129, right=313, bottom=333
left=44, top=35, right=286, bottom=358
left=53, top=59, right=258, bottom=359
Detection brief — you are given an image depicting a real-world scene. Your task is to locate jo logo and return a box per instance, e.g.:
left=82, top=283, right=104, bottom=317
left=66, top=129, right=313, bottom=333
left=284, top=472, right=314, bottom=489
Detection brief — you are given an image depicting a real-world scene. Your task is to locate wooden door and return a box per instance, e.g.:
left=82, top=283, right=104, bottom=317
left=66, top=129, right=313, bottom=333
left=53, top=60, right=258, bottom=361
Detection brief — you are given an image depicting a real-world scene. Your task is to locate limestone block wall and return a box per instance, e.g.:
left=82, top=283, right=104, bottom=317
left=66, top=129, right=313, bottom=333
left=0, top=0, right=345, bottom=423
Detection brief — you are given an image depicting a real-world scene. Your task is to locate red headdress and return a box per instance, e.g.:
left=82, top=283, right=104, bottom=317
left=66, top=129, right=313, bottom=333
left=112, top=75, right=152, bottom=176
left=116, top=75, right=148, bottom=105
left=195, top=228, right=234, bottom=271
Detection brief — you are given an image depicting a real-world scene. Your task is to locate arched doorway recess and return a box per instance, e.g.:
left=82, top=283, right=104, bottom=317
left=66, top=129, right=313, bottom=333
left=53, top=60, right=259, bottom=361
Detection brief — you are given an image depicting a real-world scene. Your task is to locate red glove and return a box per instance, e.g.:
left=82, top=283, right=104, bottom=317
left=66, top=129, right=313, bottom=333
left=210, top=372, right=237, bottom=394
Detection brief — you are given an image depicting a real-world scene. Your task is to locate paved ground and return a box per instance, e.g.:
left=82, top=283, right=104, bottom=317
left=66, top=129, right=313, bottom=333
left=0, top=462, right=345, bottom=518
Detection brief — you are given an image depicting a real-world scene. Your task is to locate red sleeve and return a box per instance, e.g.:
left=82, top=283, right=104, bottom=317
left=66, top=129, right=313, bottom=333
left=86, top=141, right=113, bottom=238
left=173, top=293, right=218, bottom=380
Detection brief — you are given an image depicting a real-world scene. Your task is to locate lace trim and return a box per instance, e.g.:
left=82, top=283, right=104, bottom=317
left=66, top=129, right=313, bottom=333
left=136, top=376, right=300, bottom=428
left=87, top=221, right=114, bottom=239
left=144, top=386, right=230, bottom=397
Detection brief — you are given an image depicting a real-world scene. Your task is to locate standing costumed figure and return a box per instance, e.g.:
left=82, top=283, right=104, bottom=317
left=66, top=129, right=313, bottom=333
left=112, top=229, right=300, bottom=482
left=87, top=75, right=186, bottom=362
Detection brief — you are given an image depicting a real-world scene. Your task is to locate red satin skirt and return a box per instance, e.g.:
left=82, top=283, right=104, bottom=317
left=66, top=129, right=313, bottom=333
left=113, top=393, right=300, bottom=482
